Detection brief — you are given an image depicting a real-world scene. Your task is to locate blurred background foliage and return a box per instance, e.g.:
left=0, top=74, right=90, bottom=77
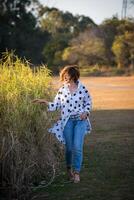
left=0, top=0, right=134, bottom=74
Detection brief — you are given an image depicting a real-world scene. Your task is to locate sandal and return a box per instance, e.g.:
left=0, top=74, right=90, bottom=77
left=74, top=172, right=80, bottom=183
left=67, top=166, right=74, bottom=181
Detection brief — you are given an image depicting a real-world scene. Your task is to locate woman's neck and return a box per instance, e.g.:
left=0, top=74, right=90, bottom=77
left=68, top=81, right=77, bottom=87
left=68, top=79, right=78, bottom=86
left=67, top=81, right=78, bottom=95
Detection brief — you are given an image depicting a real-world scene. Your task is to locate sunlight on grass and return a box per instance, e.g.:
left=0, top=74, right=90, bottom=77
left=0, top=51, right=62, bottom=199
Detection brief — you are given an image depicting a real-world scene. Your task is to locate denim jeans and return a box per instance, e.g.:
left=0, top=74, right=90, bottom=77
left=63, top=117, right=88, bottom=172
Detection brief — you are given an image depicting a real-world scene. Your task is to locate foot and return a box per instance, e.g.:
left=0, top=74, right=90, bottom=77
left=67, top=167, right=74, bottom=181
left=74, top=172, right=80, bottom=183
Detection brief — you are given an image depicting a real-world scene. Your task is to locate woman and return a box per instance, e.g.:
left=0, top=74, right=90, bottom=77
left=32, top=65, right=92, bottom=183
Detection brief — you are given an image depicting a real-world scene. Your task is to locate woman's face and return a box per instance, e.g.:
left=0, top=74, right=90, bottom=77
left=64, top=73, right=72, bottom=84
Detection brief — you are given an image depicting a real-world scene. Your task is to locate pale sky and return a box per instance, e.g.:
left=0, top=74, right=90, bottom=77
left=39, top=0, right=134, bottom=24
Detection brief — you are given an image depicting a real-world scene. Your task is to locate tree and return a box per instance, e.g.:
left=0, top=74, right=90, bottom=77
left=99, top=17, right=121, bottom=65
left=110, top=18, right=134, bottom=68
left=125, top=32, right=134, bottom=69
left=40, top=6, right=96, bottom=36
left=0, top=0, right=49, bottom=64
left=62, top=28, right=106, bottom=67
left=40, top=6, right=96, bottom=68
left=112, top=35, right=130, bottom=69
left=42, top=34, right=68, bottom=70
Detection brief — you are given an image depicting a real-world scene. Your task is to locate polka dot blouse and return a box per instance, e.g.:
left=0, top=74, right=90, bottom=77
left=48, top=79, right=92, bottom=144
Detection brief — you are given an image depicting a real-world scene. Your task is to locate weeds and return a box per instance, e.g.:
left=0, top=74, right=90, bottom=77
left=0, top=51, right=62, bottom=199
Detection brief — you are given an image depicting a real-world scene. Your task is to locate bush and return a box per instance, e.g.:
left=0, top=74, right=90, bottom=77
left=80, top=64, right=102, bottom=76
left=80, top=64, right=134, bottom=76
left=0, top=51, right=62, bottom=199
left=111, top=67, right=126, bottom=75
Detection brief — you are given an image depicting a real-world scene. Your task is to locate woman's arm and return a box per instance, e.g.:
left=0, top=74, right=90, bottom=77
left=80, top=87, right=92, bottom=120
left=32, top=99, right=49, bottom=105
left=32, top=89, right=62, bottom=112
left=83, top=88, right=92, bottom=115
left=48, top=90, right=61, bottom=111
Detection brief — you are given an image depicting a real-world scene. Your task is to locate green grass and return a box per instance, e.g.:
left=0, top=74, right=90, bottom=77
left=32, top=110, right=134, bottom=200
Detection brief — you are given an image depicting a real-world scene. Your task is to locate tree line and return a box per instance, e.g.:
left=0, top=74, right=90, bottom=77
left=0, top=0, right=134, bottom=73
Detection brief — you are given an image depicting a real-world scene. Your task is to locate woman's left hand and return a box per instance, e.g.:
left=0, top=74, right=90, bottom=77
left=80, top=112, right=88, bottom=120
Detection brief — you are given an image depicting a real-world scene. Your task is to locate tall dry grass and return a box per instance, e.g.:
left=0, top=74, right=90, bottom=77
left=0, top=52, right=62, bottom=199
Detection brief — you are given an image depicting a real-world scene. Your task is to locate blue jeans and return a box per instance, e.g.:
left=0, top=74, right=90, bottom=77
left=63, top=117, right=88, bottom=172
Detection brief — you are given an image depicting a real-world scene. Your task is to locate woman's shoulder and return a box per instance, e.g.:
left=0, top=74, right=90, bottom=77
left=57, top=85, right=66, bottom=93
left=78, top=81, right=89, bottom=93
left=78, top=80, right=86, bottom=90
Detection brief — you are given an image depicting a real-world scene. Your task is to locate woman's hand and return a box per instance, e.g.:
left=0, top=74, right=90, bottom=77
left=80, top=112, right=88, bottom=120
left=31, top=99, right=48, bottom=105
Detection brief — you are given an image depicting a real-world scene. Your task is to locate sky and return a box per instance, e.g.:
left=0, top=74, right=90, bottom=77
left=39, top=0, right=134, bottom=24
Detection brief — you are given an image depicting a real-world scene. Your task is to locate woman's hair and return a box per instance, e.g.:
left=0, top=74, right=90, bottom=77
left=60, top=65, right=80, bottom=83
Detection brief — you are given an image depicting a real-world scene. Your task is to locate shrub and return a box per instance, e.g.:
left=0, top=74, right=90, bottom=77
left=80, top=64, right=102, bottom=76
left=0, top=51, right=62, bottom=199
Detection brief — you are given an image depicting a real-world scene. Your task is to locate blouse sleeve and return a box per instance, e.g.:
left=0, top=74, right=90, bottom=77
left=48, top=89, right=62, bottom=111
left=83, top=88, right=92, bottom=114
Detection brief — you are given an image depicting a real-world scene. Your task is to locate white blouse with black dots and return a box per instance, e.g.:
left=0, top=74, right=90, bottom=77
left=48, top=79, right=92, bottom=144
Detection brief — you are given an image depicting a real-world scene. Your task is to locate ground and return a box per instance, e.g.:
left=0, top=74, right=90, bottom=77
left=32, top=76, right=134, bottom=200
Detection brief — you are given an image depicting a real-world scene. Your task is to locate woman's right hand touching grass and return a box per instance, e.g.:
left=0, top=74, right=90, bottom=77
left=32, top=99, right=49, bottom=105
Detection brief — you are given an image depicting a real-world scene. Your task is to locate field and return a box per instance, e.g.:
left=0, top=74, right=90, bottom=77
left=33, top=76, right=134, bottom=200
